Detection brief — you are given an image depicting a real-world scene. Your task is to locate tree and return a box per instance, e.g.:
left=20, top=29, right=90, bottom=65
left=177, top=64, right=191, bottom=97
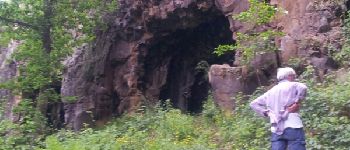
left=0, top=0, right=117, bottom=148
left=0, top=0, right=117, bottom=112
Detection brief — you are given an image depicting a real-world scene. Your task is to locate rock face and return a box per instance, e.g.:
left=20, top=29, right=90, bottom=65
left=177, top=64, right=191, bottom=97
left=273, top=0, right=345, bottom=70
left=61, top=0, right=348, bottom=130
left=209, top=64, right=272, bottom=111
left=208, top=0, right=347, bottom=110
left=0, top=41, right=20, bottom=121
left=62, top=0, right=235, bottom=129
left=208, top=52, right=278, bottom=111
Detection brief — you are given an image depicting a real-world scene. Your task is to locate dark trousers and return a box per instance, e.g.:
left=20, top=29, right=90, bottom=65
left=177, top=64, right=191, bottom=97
left=271, top=128, right=306, bottom=150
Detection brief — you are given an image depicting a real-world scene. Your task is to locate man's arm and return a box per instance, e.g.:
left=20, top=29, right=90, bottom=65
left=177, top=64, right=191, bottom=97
left=296, top=83, right=307, bottom=101
left=250, top=92, right=269, bottom=117
left=287, top=83, right=307, bottom=113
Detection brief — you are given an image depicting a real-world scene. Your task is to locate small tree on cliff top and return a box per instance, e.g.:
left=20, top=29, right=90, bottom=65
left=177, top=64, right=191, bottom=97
left=214, top=0, right=285, bottom=65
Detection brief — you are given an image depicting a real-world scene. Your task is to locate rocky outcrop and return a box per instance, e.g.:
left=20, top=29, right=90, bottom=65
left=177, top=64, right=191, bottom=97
left=0, top=41, right=20, bottom=121
left=273, top=0, right=345, bottom=70
left=208, top=51, right=278, bottom=112
left=208, top=0, right=347, bottom=110
left=62, top=0, right=235, bottom=129
left=209, top=64, right=272, bottom=111
left=61, top=0, right=348, bottom=130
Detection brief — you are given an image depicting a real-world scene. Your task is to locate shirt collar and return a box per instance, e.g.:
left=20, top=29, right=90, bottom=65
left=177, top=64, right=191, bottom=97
left=279, top=79, right=290, bottom=83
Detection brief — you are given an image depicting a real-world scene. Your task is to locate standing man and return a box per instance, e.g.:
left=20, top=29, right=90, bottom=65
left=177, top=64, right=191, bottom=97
left=250, top=67, right=307, bottom=150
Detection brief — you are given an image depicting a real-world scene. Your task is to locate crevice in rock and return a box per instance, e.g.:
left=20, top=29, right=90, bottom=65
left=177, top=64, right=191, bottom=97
left=46, top=102, right=64, bottom=129
left=45, top=82, right=65, bottom=129
left=187, top=64, right=209, bottom=113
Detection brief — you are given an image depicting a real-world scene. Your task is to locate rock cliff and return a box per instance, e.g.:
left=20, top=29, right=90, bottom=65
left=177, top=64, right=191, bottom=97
left=209, top=0, right=347, bottom=112
left=62, top=0, right=235, bottom=129
left=61, top=0, right=348, bottom=129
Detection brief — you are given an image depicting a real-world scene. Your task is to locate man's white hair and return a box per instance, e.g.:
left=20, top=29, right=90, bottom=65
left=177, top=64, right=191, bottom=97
left=277, top=67, right=296, bottom=81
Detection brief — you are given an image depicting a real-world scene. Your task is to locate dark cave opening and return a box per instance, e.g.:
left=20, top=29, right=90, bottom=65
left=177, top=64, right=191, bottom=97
left=144, top=15, right=233, bottom=113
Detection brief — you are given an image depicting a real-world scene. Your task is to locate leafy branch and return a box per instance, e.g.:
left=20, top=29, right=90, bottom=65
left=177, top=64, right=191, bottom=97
left=0, top=0, right=118, bottom=146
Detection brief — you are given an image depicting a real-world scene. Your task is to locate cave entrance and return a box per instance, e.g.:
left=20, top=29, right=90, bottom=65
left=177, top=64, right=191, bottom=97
left=145, top=15, right=233, bottom=113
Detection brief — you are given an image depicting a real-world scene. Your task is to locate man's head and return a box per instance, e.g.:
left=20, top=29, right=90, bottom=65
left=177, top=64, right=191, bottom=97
left=277, top=67, right=296, bottom=81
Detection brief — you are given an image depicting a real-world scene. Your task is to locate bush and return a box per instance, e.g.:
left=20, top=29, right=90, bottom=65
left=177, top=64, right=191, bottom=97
left=40, top=96, right=271, bottom=150
left=301, top=69, right=350, bottom=149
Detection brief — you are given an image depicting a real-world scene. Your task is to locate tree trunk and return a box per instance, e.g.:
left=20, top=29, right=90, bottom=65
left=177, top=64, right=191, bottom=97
left=42, top=0, right=54, bottom=54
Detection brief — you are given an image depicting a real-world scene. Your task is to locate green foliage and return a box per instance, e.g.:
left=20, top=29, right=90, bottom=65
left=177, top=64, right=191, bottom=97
left=38, top=69, right=350, bottom=150
left=234, top=30, right=284, bottom=64
left=0, top=100, right=47, bottom=149
left=0, top=0, right=118, bottom=149
left=40, top=103, right=215, bottom=150
left=0, top=69, right=345, bottom=149
left=0, top=0, right=118, bottom=94
left=334, top=10, right=350, bottom=64
left=300, top=70, right=350, bottom=149
left=38, top=96, right=271, bottom=150
left=214, top=0, right=284, bottom=64
left=233, top=0, right=276, bottom=26
left=213, top=44, right=235, bottom=56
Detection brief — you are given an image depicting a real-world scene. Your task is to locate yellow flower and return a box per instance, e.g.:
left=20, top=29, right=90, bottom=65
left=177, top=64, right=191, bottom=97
left=116, top=136, right=129, bottom=143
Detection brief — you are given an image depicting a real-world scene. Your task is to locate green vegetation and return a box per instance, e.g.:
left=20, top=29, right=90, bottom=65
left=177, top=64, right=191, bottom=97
left=301, top=67, right=350, bottom=149
left=1, top=71, right=348, bottom=149
left=34, top=69, right=350, bottom=150
left=0, top=0, right=117, bottom=149
left=36, top=98, right=269, bottom=150
left=334, top=11, right=350, bottom=64
left=0, top=0, right=117, bottom=96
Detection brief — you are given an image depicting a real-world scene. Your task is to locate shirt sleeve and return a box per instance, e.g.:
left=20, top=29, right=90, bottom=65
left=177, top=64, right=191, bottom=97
left=250, top=92, right=269, bottom=117
left=295, top=83, right=307, bottom=102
